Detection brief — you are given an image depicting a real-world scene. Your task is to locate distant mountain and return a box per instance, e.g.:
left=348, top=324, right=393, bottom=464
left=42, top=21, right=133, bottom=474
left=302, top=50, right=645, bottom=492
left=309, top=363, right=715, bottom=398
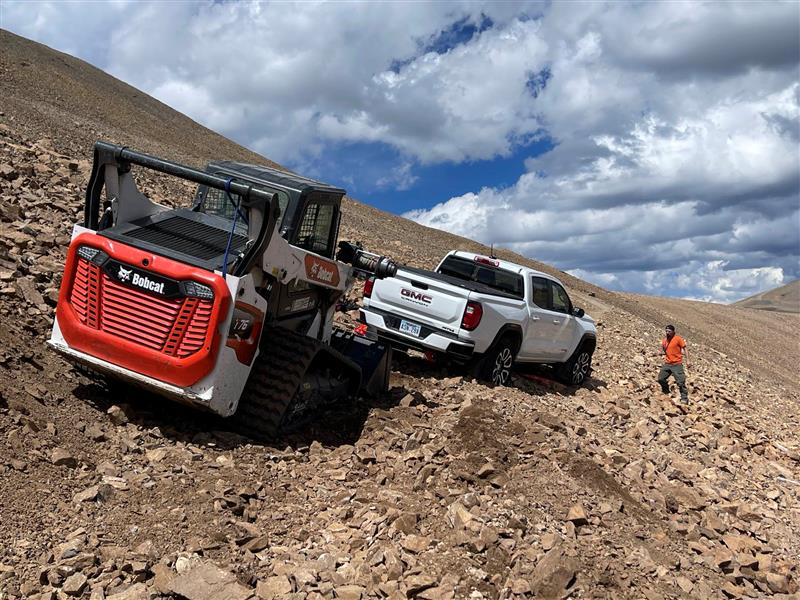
left=0, top=29, right=280, bottom=169
left=733, top=280, right=800, bottom=313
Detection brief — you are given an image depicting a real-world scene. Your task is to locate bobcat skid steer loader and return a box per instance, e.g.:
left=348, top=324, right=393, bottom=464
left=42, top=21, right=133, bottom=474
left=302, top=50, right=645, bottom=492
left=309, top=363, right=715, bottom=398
left=49, top=141, right=397, bottom=438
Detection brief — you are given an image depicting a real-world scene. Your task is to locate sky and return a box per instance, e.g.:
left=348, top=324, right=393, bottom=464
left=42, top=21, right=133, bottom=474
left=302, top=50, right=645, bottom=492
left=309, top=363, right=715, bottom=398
left=2, top=1, right=799, bottom=303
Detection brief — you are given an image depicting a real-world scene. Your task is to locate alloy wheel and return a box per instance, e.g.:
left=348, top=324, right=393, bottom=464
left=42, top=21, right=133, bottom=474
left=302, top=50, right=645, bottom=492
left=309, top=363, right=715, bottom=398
left=492, top=347, right=514, bottom=385
left=571, top=351, right=591, bottom=384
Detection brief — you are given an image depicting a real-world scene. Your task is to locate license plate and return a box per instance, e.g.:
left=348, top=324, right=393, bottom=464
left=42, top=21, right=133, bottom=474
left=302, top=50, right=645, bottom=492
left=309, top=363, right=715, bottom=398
left=399, top=319, right=421, bottom=337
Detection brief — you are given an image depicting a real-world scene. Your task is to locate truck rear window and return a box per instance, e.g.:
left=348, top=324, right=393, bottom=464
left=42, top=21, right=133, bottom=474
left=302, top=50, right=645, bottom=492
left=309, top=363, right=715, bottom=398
left=438, top=256, right=524, bottom=299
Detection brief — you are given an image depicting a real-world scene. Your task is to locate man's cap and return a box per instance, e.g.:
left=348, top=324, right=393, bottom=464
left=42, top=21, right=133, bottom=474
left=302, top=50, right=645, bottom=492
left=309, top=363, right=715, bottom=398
left=665, top=324, right=675, bottom=332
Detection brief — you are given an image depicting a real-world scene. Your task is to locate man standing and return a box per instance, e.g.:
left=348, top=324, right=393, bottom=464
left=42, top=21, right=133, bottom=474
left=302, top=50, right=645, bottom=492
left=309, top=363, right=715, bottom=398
left=658, top=324, right=689, bottom=404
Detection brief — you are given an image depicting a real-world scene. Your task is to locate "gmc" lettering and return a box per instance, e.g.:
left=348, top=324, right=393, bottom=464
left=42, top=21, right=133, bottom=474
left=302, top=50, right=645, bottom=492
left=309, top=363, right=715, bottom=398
left=401, top=288, right=432, bottom=304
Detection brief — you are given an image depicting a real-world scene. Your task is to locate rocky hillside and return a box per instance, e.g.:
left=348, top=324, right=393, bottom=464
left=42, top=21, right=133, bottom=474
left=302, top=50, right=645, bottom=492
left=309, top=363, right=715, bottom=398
left=1, top=30, right=799, bottom=600
left=733, top=281, right=800, bottom=315
left=0, top=30, right=278, bottom=168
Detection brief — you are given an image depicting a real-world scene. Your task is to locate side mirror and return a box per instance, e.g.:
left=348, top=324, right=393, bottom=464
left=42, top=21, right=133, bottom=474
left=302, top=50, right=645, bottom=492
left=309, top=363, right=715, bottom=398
left=573, top=307, right=585, bottom=318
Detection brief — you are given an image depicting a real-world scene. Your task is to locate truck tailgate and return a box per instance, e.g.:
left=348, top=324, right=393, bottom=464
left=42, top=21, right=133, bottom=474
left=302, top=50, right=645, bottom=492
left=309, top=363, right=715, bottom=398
left=370, top=268, right=467, bottom=330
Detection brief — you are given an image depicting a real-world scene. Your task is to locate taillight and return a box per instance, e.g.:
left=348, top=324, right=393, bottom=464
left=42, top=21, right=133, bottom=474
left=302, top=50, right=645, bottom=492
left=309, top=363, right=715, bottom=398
left=474, top=255, right=499, bottom=267
left=363, top=277, right=375, bottom=298
left=226, top=302, right=264, bottom=366
left=461, top=301, right=483, bottom=331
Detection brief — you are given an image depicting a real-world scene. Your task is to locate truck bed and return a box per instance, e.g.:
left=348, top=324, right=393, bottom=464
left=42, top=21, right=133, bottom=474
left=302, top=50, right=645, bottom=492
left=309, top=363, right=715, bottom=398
left=400, top=266, right=523, bottom=301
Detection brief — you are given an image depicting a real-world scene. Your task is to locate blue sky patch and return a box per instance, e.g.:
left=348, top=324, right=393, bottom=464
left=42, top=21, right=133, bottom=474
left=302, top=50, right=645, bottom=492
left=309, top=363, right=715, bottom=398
left=390, top=13, right=494, bottom=74
left=423, top=14, right=494, bottom=55
left=526, top=67, right=552, bottom=98
left=294, top=136, right=554, bottom=215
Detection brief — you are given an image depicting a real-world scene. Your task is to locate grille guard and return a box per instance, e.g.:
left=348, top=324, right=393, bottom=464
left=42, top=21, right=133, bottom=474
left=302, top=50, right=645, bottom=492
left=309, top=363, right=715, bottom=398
left=55, top=232, right=231, bottom=387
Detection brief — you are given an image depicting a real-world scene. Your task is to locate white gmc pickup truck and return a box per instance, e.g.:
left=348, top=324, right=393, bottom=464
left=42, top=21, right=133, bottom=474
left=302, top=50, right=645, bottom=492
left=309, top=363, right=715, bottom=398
left=360, top=250, right=596, bottom=386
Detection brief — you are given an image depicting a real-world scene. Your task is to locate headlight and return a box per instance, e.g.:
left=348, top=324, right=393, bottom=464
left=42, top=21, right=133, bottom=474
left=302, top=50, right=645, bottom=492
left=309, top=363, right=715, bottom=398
left=76, top=245, right=109, bottom=265
left=183, top=281, right=215, bottom=300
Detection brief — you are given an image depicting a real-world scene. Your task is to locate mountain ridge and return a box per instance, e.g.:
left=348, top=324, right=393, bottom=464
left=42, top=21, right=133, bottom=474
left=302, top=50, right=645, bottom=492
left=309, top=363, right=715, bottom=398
left=733, top=279, right=800, bottom=314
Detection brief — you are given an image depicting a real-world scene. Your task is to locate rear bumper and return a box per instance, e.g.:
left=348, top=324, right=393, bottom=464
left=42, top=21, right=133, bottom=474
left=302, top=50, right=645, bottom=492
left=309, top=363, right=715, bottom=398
left=48, top=338, right=210, bottom=409
left=360, top=307, right=474, bottom=360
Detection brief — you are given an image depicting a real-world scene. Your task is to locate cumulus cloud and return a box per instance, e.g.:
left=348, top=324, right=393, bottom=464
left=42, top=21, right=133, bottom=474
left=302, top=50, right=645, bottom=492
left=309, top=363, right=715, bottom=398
left=404, top=3, right=800, bottom=302
left=571, top=261, right=786, bottom=304
left=2, top=0, right=798, bottom=301
left=376, top=162, right=418, bottom=191
left=2, top=2, right=548, bottom=164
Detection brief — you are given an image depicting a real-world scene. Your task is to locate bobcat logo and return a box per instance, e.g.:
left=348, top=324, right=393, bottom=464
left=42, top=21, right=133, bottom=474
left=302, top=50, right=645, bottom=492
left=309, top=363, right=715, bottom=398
left=117, top=266, right=132, bottom=282
left=304, top=255, right=340, bottom=286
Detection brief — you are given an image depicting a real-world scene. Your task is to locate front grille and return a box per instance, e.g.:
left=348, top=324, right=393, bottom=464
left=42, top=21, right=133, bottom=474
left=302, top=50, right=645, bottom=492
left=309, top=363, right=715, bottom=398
left=125, top=215, right=248, bottom=261
left=69, top=257, right=213, bottom=357
left=71, top=259, right=102, bottom=328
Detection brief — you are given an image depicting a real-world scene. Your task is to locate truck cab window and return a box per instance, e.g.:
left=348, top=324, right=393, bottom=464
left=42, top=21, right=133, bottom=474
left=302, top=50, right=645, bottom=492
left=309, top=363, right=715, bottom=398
left=438, top=256, right=523, bottom=299
left=491, top=269, right=523, bottom=297
left=531, top=277, right=550, bottom=309
left=438, top=256, right=475, bottom=279
left=550, top=281, right=572, bottom=314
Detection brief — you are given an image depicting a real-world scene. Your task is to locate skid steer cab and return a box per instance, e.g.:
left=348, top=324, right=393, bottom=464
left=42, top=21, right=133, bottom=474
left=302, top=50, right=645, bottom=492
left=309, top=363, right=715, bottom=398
left=49, top=141, right=397, bottom=438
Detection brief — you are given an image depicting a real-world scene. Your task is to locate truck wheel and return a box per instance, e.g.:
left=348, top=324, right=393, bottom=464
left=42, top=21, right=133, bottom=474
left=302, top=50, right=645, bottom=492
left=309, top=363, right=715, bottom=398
left=556, top=344, right=593, bottom=385
left=477, top=336, right=516, bottom=386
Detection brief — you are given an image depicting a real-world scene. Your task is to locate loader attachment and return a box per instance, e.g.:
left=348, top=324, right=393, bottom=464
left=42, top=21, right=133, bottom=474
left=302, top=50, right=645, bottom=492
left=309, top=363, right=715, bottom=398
left=330, top=329, right=393, bottom=397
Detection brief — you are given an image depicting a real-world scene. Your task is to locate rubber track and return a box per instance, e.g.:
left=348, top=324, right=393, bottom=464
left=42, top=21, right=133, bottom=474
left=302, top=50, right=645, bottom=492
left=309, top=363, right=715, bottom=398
left=233, top=326, right=320, bottom=440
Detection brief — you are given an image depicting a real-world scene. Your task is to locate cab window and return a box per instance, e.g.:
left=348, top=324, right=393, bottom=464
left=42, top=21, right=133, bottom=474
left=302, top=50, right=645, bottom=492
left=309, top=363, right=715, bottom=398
left=438, top=256, right=523, bottom=299
left=199, top=182, right=289, bottom=232
left=530, top=277, right=550, bottom=309
left=550, top=281, right=572, bottom=314
left=296, top=202, right=336, bottom=257
left=438, top=256, right=475, bottom=279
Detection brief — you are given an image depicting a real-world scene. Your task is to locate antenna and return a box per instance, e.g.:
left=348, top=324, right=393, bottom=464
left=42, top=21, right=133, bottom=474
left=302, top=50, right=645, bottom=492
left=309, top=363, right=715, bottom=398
left=490, top=244, right=496, bottom=259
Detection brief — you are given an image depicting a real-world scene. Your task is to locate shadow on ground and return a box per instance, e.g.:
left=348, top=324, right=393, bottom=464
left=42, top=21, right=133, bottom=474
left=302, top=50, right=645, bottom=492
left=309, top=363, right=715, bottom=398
left=392, top=351, right=609, bottom=397
left=71, top=370, right=403, bottom=452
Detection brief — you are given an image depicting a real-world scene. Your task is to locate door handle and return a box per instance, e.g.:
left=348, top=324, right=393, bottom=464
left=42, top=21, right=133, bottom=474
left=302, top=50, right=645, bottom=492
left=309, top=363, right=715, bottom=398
left=553, top=319, right=560, bottom=324
left=531, top=316, right=540, bottom=321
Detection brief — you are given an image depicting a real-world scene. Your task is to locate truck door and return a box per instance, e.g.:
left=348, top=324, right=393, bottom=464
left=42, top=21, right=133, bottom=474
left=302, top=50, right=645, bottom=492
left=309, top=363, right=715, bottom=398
left=521, top=276, right=559, bottom=359
left=548, top=280, right=581, bottom=360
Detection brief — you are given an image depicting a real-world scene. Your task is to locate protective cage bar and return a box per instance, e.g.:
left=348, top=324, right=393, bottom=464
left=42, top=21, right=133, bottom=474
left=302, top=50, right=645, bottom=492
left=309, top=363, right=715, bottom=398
left=84, top=141, right=277, bottom=231
left=84, top=141, right=281, bottom=277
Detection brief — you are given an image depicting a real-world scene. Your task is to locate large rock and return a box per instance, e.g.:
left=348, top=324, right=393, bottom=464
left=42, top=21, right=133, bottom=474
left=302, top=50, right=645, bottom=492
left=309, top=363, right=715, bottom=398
left=405, top=575, right=437, bottom=596
left=168, top=561, right=253, bottom=600
left=255, top=576, right=292, bottom=599
left=62, top=572, right=87, bottom=596
left=107, top=405, right=129, bottom=426
left=106, top=583, right=149, bottom=600
left=530, top=547, right=578, bottom=599
left=565, top=504, right=588, bottom=527
left=51, top=448, right=78, bottom=468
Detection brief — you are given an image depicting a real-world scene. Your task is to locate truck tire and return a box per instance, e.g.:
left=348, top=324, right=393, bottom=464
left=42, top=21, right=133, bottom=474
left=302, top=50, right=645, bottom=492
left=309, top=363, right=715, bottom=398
left=556, top=343, right=593, bottom=385
left=232, top=327, right=319, bottom=440
left=476, top=335, right=517, bottom=386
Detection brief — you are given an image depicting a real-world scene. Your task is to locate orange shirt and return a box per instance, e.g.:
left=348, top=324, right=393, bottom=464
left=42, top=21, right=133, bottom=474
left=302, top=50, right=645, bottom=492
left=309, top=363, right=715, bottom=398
left=662, top=335, right=686, bottom=364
